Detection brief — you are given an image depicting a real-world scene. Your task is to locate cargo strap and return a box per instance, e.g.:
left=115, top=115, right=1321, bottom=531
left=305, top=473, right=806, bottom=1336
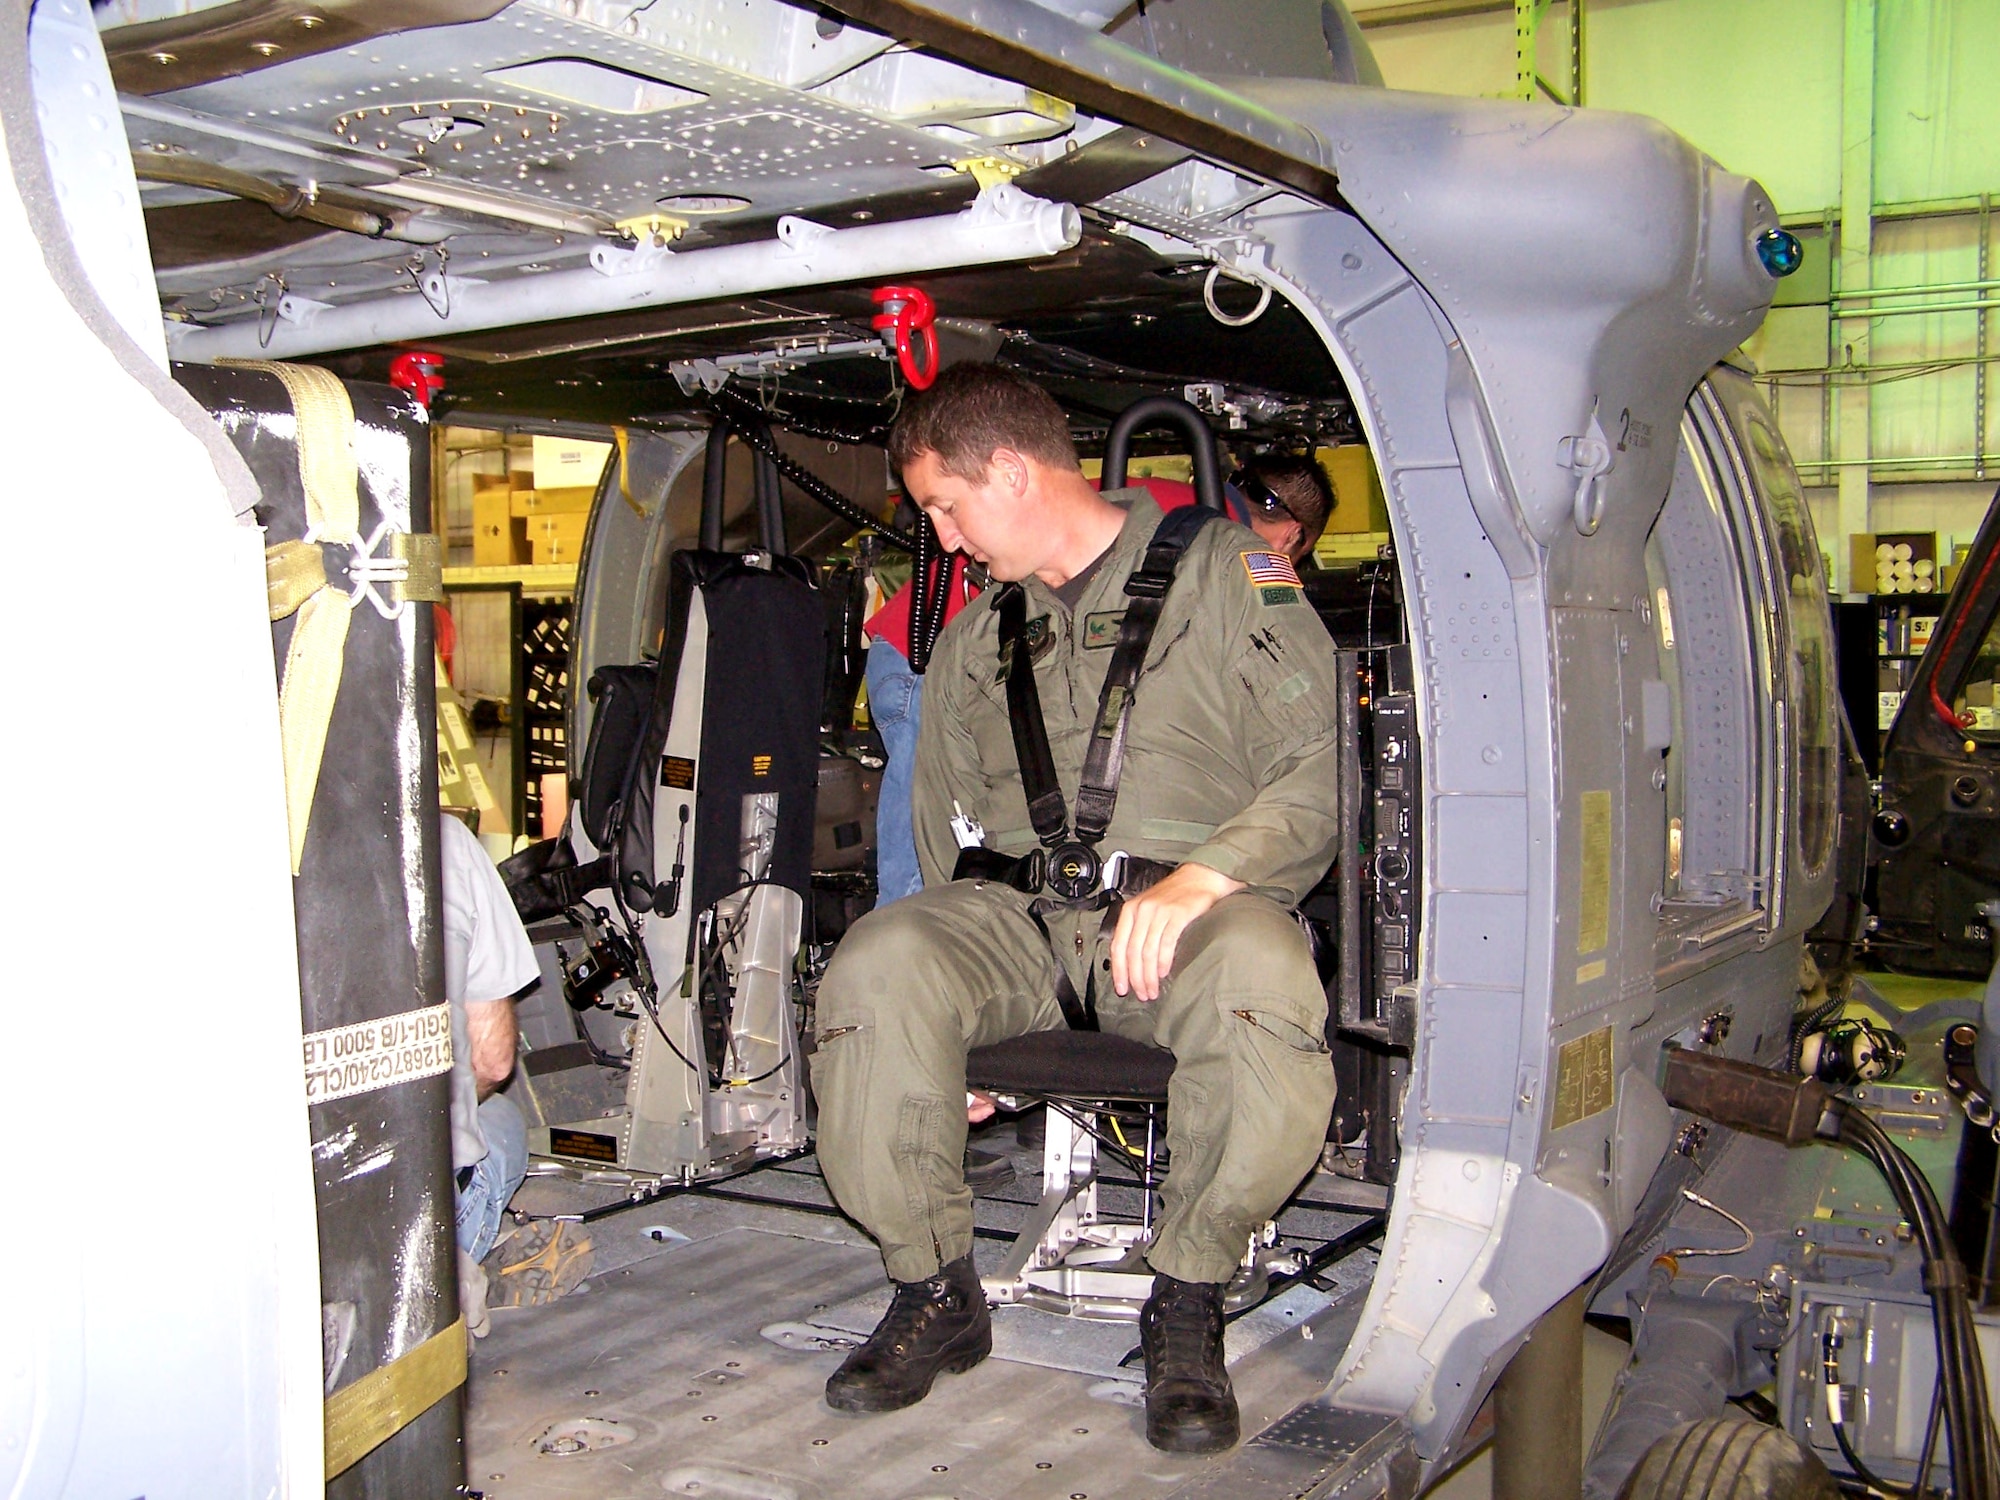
left=237, top=361, right=442, bottom=872
left=973, top=504, right=1216, bottom=1028
left=323, top=1315, right=467, bottom=1479
left=243, top=360, right=361, bottom=874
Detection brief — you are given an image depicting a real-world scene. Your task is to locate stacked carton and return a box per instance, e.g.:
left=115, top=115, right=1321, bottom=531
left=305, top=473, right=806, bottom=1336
left=467, top=435, right=610, bottom=567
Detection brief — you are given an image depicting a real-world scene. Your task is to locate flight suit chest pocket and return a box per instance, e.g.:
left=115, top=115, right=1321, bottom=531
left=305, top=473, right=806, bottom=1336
left=1233, top=622, right=1326, bottom=748
left=967, top=666, right=1024, bottom=788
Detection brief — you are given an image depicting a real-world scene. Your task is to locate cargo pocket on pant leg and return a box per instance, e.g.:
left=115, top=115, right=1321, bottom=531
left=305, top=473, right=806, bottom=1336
left=897, top=1093, right=962, bottom=1267
left=807, top=1021, right=874, bottom=1199
left=1229, top=1008, right=1332, bottom=1057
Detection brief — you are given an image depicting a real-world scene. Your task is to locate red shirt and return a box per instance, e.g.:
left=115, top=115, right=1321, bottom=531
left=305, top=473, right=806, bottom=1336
left=864, top=477, right=1208, bottom=657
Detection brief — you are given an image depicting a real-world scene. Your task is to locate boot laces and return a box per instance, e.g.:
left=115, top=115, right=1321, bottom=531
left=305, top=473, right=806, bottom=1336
left=867, top=1269, right=961, bottom=1359
left=1146, top=1280, right=1225, bottom=1381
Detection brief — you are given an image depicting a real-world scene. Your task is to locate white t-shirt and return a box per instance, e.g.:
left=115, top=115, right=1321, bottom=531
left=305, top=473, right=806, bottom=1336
left=440, top=814, right=540, bottom=1170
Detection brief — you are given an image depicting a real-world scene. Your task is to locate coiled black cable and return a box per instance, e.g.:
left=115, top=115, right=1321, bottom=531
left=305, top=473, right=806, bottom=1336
left=908, top=512, right=953, bottom=675
left=707, top=386, right=918, bottom=551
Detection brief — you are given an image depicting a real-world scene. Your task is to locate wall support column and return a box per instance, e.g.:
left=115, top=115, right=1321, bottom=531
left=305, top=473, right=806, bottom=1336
left=1836, top=0, right=1875, bottom=596
left=1493, top=1281, right=1588, bottom=1500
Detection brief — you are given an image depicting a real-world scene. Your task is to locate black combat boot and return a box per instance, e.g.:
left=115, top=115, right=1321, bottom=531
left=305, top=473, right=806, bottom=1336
left=1140, top=1273, right=1239, bottom=1453
left=825, top=1253, right=992, bottom=1413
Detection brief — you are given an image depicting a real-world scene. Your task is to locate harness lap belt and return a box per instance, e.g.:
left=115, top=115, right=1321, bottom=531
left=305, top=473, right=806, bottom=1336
left=956, top=504, right=1217, bottom=1028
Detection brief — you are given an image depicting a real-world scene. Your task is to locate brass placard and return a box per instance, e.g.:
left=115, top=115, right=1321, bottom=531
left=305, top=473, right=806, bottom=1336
left=1551, top=1025, right=1615, bottom=1132
left=1578, top=789, right=1612, bottom=956
left=549, top=1127, right=621, bottom=1163
left=324, top=1316, right=467, bottom=1478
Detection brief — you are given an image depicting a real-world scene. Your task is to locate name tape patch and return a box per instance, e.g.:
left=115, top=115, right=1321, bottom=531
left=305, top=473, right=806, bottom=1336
left=304, top=1002, right=453, bottom=1106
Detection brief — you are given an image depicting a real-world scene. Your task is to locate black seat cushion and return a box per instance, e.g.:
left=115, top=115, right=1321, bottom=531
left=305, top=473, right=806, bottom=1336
left=966, top=1030, right=1175, bottom=1103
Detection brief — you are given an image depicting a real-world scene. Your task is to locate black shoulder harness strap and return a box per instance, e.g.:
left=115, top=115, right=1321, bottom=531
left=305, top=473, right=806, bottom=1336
left=993, top=503, right=1218, bottom=853
left=987, top=505, right=1216, bottom=1031
left=996, top=583, right=1069, bottom=847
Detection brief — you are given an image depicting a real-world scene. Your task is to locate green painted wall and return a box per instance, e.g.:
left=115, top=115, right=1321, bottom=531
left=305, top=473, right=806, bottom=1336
left=1874, top=0, right=2000, bottom=206
left=1355, top=0, right=1999, bottom=216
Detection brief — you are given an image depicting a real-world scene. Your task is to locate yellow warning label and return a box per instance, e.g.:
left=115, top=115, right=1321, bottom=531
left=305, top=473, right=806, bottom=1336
left=1578, top=789, right=1612, bottom=955
left=1551, top=1025, right=1615, bottom=1131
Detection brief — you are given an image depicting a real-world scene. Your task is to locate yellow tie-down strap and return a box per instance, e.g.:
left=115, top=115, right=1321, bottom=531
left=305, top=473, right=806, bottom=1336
left=324, top=1315, right=467, bottom=1479
left=228, top=360, right=362, bottom=875
left=231, top=362, right=444, bottom=873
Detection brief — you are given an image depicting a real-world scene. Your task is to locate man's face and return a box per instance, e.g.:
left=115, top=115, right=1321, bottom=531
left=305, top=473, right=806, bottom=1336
left=1248, top=511, right=1310, bottom=563
left=901, top=448, right=1037, bottom=581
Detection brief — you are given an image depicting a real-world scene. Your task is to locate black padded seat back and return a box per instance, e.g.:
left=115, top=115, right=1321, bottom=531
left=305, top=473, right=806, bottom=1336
left=966, top=1031, right=1175, bottom=1103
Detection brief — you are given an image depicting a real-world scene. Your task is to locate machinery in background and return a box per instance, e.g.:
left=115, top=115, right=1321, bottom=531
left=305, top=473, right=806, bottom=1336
left=1873, top=492, right=2000, bottom=980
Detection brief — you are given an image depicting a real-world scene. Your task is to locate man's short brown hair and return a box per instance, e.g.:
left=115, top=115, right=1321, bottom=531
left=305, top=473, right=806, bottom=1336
left=886, top=363, right=1079, bottom=481
left=1243, top=455, right=1335, bottom=543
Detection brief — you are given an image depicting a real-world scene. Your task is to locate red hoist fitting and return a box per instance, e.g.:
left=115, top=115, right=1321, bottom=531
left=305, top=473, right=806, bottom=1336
left=871, top=285, right=939, bottom=390
left=389, top=350, right=447, bottom=410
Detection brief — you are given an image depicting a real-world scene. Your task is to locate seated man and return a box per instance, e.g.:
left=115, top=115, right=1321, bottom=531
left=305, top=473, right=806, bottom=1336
left=810, top=364, right=1341, bottom=1454
left=1237, top=454, right=1335, bottom=567
left=440, top=811, right=540, bottom=1334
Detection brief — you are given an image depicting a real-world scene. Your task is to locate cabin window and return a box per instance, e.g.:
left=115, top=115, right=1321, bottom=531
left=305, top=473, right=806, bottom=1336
left=1740, top=411, right=1837, bottom=879
left=1646, top=393, right=1774, bottom=965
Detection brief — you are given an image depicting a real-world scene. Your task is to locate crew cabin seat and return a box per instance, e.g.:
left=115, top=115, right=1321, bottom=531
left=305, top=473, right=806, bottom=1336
left=965, top=1031, right=1174, bottom=1317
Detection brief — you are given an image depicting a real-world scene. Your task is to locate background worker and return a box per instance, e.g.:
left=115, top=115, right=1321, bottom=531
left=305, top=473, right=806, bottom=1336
left=440, top=811, right=541, bottom=1335
left=1236, top=454, right=1334, bottom=567
left=811, top=364, right=1341, bottom=1455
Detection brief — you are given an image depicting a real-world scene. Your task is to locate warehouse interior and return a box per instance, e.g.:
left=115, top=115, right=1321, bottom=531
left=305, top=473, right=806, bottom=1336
left=9, top=1, right=2000, bottom=1498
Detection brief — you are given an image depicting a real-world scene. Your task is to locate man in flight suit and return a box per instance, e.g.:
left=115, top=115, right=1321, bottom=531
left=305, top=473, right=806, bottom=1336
left=811, top=364, right=1341, bottom=1453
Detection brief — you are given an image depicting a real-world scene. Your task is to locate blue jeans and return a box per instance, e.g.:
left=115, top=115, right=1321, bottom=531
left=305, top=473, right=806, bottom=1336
left=866, top=638, right=924, bottom=905
left=454, top=1091, right=528, bottom=1261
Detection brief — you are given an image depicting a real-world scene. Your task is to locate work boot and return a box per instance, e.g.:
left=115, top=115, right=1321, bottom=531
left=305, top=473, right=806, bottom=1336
left=825, top=1253, right=991, bottom=1413
left=1140, top=1273, right=1239, bottom=1454
left=964, top=1145, right=1016, bottom=1193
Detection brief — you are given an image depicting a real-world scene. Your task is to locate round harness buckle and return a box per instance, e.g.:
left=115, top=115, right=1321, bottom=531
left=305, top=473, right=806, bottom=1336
left=1047, top=842, right=1101, bottom=901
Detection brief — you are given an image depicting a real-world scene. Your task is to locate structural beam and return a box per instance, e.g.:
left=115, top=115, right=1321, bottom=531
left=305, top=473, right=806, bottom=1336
left=1836, top=0, right=1875, bottom=596
left=1356, top=0, right=1511, bottom=26
left=821, top=0, right=1342, bottom=206
left=1514, top=0, right=1582, bottom=108
left=167, top=187, right=1081, bottom=362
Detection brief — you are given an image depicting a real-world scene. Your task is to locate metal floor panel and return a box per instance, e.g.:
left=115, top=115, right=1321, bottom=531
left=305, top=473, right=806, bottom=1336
left=467, top=1222, right=1404, bottom=1500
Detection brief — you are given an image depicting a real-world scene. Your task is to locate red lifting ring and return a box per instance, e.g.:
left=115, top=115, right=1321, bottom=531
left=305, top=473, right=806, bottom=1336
left=389, top=350, right=447, bottom=410
left=871, top=285, right=939, bottom=390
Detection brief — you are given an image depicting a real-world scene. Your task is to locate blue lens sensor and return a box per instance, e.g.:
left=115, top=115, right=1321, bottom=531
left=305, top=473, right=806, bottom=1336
left=1756, top=228, right=1804, bottom=278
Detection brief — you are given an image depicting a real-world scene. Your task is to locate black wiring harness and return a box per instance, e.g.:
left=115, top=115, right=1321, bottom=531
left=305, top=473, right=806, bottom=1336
left=1663, top=1049, right=1997, bottom=1499
left=1828, top=1104, right=1995, bottom=1499
left=706, top=384, right=919, bottom=551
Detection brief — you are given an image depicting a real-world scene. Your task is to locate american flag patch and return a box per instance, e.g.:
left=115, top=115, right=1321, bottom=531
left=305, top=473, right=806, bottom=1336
left=1240, top=550, right=1302, bottom=588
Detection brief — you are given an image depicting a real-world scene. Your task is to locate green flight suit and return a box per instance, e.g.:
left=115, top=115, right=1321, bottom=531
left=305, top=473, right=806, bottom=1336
left=811, top=492, right=1343, bottom=1285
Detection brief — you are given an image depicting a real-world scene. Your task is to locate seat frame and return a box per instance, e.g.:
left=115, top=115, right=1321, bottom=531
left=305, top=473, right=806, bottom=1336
left=980, top=1090, right=1166, bottom=1319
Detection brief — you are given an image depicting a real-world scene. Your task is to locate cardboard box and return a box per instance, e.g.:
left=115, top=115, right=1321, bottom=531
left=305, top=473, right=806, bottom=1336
left=473, top=487, right=528, bottom=566
left=511, top=485, right=597, bottom=518
left=531, top=435, right=612, bottom=489
left=527, top=511, right=588, bottom=565
left=1866, top=530, right=1938, bottom=595
left=1849, top=532, right=1878, bottom=591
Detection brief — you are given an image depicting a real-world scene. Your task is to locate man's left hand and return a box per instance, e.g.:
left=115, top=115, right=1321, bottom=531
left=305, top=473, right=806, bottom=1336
left=1109, top=862, right=1245, bottom=1002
